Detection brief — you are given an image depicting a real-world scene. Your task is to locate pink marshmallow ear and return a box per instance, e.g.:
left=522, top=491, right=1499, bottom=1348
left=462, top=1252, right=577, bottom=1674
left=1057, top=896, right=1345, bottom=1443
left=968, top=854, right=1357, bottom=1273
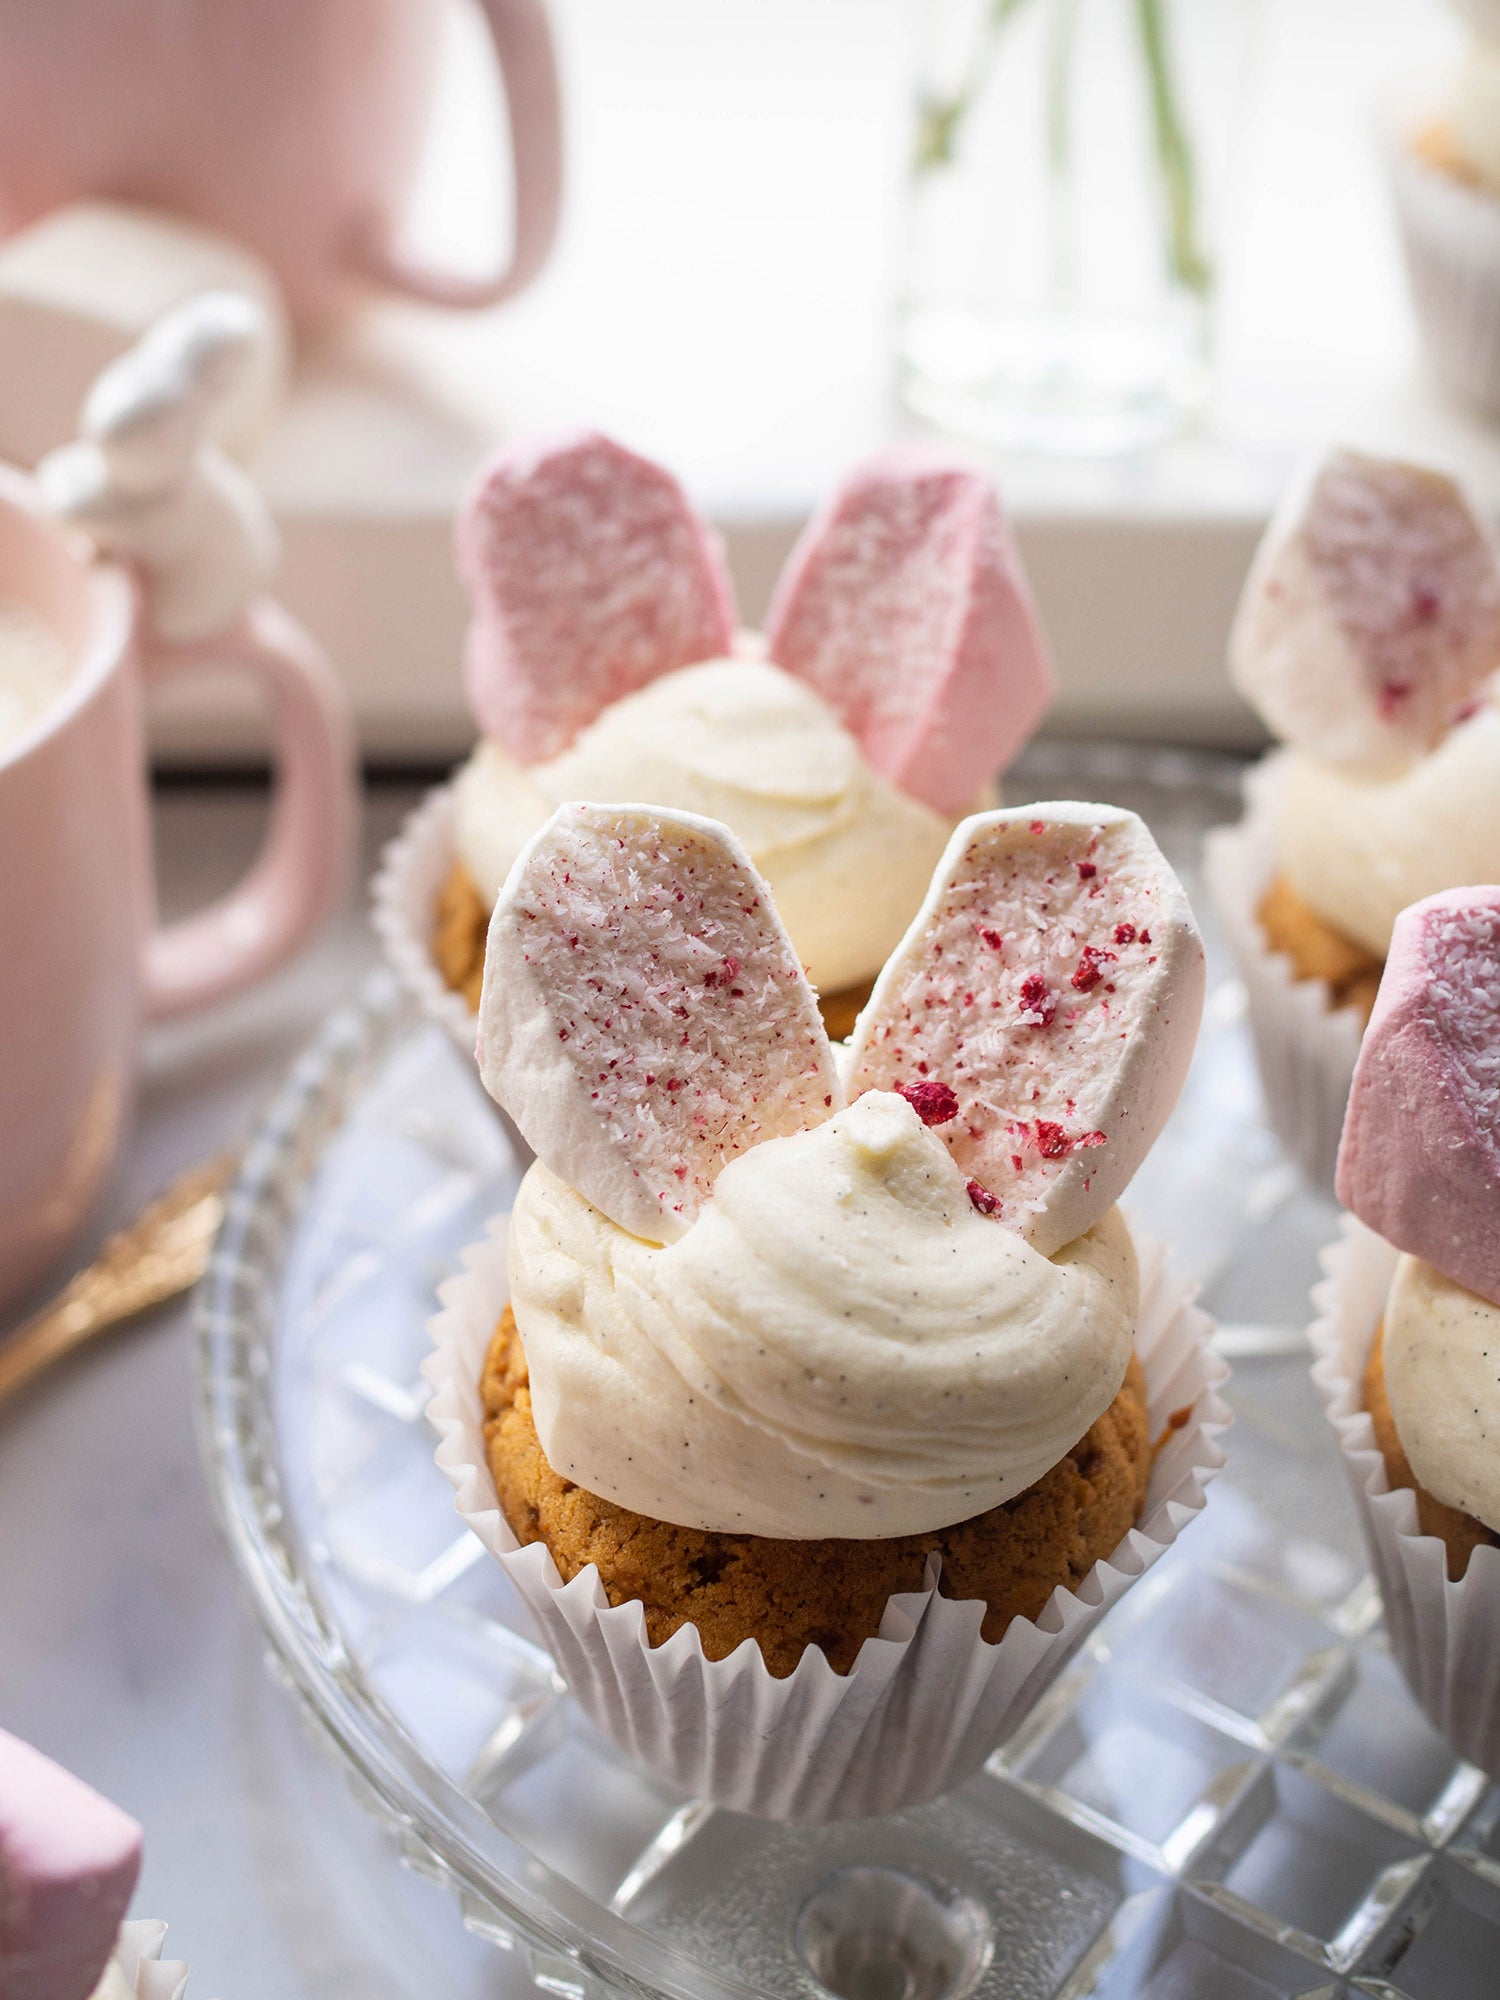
left=844, top=804, right=1204, bottom=1257
left=476, top=803, right=841, bottom=1241
left=1336, top=886, right=1500, bottom=1304
left=457, top=431, right=738, bottom=763
left=764, top=448, right=1053, bottom=815
left=0, top=1730, right=143, bottom=2000
left=1230, top=449, right=1500, bottom=766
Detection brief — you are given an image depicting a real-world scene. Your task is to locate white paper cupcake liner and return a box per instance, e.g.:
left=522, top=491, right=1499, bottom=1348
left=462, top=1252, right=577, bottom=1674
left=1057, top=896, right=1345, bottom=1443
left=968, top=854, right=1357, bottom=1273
left=1310, top=1219, right=1500, bottom=1780
left=98, top=1922, right=198, bottom=2000
left=426, top=1219, right=1229, bottom=1823
left=1202, top=760, right=1365, bottom=1190
left=371, top=779, right=476, bottom=1060
left=1389, top=136, right=1500, bottom=419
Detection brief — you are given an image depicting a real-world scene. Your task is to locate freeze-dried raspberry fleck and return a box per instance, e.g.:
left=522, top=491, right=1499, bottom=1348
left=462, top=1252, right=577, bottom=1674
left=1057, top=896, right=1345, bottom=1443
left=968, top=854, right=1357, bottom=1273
left=967, top=1179, right=1001, bottom=1215
left=980, top=927, right=1004, bottom=952
left=1034, top=1120, right=1070, bottom=1158
left=1377, top=678, right=1413, bottom=719
left=1113, top=923, right=1137, bottom=945
left=1071, top=945, right=1117, bottom=992
left=1018, top=974, right=1056, bottom=1026
left=1077, top=861, right=1097, bottom=880
left=1030, top=819, right=1045, bottom=834
left=897, top=1079, right=960, bottom=1126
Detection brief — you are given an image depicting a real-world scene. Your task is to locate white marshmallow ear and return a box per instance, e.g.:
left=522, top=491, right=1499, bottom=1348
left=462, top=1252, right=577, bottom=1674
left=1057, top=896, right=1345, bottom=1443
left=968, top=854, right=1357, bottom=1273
left=1229, top=448, right=1500, bottom=768
left=844, top=804, right=1204, bottom=1256
left=477, top=803, right=842, bottom=1242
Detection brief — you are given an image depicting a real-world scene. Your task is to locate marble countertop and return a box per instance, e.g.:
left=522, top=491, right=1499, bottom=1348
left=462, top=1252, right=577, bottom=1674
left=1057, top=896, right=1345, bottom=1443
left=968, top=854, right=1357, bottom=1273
left=0, top=784, right=537, bottom=1999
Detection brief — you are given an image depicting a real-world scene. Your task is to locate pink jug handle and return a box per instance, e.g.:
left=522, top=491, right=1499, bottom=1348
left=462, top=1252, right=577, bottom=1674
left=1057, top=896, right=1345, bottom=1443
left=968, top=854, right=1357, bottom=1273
left=140, top=596, right=357, bottom=1020
left=348, top=0, right=563, bottom=310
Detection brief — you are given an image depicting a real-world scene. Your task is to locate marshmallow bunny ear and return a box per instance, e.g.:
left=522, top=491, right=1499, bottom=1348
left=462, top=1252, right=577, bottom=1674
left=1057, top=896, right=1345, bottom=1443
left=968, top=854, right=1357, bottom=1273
left=764, top=448, right=1053, bottom=815
left=458, top=432, right=738, bottom=763
left=477, top=803, right=841, bottom=1242
left=1337, top=886, right=1500, bottom=1305
left=844, top=805, right=1204, bottom=1257
left=1229, top=449, right=1500, bottom=768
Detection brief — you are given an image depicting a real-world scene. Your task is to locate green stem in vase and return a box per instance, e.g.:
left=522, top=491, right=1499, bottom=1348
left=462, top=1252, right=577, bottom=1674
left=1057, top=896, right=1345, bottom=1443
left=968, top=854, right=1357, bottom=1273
left=913, top=0, right=1037, bottom=173
left=1134, top=0, right=1212, bottom=294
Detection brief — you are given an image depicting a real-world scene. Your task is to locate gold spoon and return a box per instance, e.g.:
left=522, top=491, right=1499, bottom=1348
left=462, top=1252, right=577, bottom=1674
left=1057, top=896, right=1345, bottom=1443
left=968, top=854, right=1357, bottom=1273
left=0, top=1152, right=237, bottom=1409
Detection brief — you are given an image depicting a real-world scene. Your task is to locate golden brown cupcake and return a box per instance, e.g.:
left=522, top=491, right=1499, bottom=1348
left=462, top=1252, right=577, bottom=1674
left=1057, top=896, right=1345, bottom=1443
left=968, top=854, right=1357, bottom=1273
left=1363, top=1321, right=1499, bottom=1580
left=482, top=1305, right=1151, bottom=1677
left=1256, top=875, right=1384, bottom=1023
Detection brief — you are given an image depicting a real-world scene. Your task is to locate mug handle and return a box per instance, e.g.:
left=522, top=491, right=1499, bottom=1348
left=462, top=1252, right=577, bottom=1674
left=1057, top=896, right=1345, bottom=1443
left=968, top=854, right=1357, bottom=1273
left=140, top=596, right=357, bottom=1021
left=348, top=0, right=563, bottom=310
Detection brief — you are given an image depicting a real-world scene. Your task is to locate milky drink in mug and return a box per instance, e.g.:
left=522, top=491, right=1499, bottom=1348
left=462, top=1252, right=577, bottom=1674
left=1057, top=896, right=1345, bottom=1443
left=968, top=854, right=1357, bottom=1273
left=0, top=466, right=354, bottom=1311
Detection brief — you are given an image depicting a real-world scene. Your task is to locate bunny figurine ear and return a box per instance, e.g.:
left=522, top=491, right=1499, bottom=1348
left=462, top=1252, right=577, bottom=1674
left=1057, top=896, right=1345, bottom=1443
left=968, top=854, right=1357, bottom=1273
left=1229, top=449, right=1500, bottom=768
left=844, top=804, right=1204, bottom=1256
left=1337, top=886, right=1500, bottom=1305
left=477, top=803, right=841, bottom=1242
left=764, top=448, right=1053, bottom=815
left=458, top=432, right=738, bottom=763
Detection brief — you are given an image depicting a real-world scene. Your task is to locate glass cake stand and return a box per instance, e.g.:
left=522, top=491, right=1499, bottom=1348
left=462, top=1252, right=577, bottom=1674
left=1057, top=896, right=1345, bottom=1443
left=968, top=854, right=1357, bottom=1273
left=196, top=744, right=1500, bottom=2000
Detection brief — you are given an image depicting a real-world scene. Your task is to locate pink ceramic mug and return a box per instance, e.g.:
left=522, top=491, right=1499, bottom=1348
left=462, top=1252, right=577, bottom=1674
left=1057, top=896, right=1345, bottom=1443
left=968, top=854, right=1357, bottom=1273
left=0, top=0, right=563, bottom=329
left=0, top=465, right=355, bottom=1311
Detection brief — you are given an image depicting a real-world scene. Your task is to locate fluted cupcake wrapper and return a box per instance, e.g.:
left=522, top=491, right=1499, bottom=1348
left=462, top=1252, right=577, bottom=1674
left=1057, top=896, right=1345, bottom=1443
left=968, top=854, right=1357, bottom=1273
left=1202, top=759, right=1364, bottom=1191
left=98, top=1922, right=198, bottom=2000
left=1310, top=1218, right=1500, bottom=1781
left=371, top=779, right=476, bottom=1060
left=1389, top=139, right=1500, bottom=420
left=425, top=1219, right=1229, bottom=1823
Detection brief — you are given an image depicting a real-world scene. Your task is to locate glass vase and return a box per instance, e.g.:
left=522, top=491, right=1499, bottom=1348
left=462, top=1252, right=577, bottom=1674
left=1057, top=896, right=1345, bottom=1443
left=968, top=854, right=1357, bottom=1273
left=895, top=0, right=1258, bottom=455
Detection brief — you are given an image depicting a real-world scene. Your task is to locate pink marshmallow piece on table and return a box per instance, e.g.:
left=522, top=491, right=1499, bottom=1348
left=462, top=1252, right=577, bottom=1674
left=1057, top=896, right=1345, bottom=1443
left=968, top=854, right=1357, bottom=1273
left=1336, top=885, right=1500, bottom=1305
left=457, top=431, right=738, bottom=763
left=477, top=802, right=842, bottom=1242
left=1229, top=449, right=1500, bottom=768
left=0, top=1730, right=141, bottom=2000
left=845, top=804, right=1205, bottom=1258
left=764, top=447, right=1053, bottom=815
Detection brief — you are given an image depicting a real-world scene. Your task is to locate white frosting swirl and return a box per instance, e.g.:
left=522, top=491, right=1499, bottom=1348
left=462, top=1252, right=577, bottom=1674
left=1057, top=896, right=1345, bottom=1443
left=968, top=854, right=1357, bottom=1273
left=1274, top=701, right=1500, bottom=958
left=1384, top=1252, right=1500, bottom=1534
left=453, top=658, right=958, bottom=994
left=507, top=1090, right=1140, bottom=1539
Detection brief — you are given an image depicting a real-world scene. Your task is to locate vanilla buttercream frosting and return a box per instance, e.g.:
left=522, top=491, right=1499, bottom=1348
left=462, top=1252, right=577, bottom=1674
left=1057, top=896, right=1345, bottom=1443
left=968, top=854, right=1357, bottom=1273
left=1383, top=1251, right=1500, bottom=1535
left=506, top=1089, right=1140, bottom=1539
left=454, top=658, right=959, bottom=995
left=1274, top=700, right=1500, bottom=959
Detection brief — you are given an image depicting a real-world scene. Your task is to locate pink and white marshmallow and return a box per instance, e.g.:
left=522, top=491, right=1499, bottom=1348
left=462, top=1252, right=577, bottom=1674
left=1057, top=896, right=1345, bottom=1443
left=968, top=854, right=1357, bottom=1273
left=0, top=1731, right=142, bottom=2000
left=478, top=801, right=1202, bottom=1259
left=1336, top=885, right=1500, bottom=1306
left=845, top=804, right=1205, bottom=1258
left=764, top=447, right=1053, bottom=814
left=457, top=433, right=1052, bottom=813
left=1230, top=449, right=1500, bottom=769
left=457, top=431, right=737, bottom=763
left=476, top=802, right=842, bottom=1242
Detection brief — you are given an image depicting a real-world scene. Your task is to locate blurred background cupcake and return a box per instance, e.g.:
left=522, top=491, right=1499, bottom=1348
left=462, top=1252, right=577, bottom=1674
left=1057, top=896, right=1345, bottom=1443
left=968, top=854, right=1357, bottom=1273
left=1390, top=0, right=1500, bottom=416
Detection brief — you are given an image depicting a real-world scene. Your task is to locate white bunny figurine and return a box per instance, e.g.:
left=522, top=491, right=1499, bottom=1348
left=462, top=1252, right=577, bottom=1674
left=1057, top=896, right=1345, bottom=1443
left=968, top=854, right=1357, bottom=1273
left=38, top=289, right=280, bottom=641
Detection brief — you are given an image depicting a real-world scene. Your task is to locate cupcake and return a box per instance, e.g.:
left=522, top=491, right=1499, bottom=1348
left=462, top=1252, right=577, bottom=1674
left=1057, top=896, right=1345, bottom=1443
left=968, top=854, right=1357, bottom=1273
left=1389, top=2, right=1500, bottom=417
left=375, top=430, right=1053, bottom=1051
left=1204, top=445, right=1500, bottom=1185
left=427, top=797, right=1228, bottom=1819
left=1310, top=884, right=1500, bottom=1777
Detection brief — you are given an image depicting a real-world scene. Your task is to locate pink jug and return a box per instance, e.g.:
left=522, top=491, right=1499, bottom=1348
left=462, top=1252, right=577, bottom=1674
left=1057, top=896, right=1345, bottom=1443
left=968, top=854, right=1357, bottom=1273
left=0, top=0, right=562, bottom=328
